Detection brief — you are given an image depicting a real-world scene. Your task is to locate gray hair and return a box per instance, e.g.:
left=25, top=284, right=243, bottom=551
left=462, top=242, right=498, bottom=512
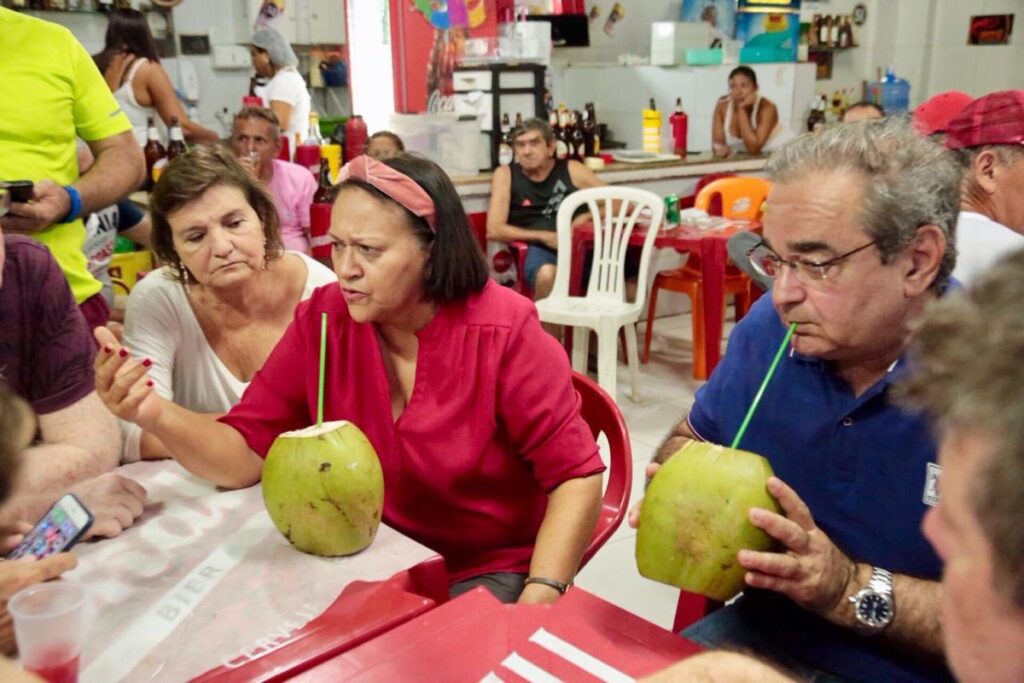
left=513, top=118, right=555, bottom=145
left=899, top=247, right=1024, bottom=610
left=251, top=28, right=298, bottom=68
left=767, top=117, right=961, bottom=291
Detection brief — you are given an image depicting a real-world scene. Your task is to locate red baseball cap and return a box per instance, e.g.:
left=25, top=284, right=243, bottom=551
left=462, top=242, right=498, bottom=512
left=945, top=90, right=1024, bottom=149
left=912, top=91, right=973, bottom=137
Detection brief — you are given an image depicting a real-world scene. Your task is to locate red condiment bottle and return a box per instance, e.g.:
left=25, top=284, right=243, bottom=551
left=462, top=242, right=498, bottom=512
left=344, top=115, right=368, bottom=162
left=670, top=97, right=688, bottom=157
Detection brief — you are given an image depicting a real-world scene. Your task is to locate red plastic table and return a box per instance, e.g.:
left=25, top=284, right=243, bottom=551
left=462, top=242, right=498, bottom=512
left=570, top=220, right=761, bottom=379
left=293, top=587, right=702, bottom=682
left=193, top=557, right=449, bottom=682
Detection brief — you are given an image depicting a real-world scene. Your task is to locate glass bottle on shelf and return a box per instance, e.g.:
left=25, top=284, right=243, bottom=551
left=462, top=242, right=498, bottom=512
left=497, top=113, right=513, bottom=167
left=143, top=116, right=166, bottom=191
left=166, top=117, right=187, bottom=161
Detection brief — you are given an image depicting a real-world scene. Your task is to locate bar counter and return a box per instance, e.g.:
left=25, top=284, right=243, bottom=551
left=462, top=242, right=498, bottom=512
left=454, top=152, right=769, bottom=213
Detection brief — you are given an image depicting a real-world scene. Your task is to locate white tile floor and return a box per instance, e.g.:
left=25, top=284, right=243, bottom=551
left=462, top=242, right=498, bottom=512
left=573, top=312, right=724, bottom=630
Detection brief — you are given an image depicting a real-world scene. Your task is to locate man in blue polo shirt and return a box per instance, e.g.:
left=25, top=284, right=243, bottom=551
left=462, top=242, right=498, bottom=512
left=640, top=118, right=961, bottom=682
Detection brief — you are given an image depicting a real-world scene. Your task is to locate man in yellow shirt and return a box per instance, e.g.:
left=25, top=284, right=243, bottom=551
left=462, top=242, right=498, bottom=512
left=0, top=8, right=144, bottom=330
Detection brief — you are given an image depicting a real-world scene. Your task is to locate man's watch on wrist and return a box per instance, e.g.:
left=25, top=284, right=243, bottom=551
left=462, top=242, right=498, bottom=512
left=849, top=566, right=895, bottom=635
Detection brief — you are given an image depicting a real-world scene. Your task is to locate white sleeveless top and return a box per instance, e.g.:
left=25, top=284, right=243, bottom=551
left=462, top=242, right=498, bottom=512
left=114, top=58, right=161, bottom=146
left=723, top=95, right=795, bottom=154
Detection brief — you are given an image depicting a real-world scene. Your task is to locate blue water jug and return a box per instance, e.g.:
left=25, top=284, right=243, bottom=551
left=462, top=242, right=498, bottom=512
left=868, top=66, right=911, bottom=113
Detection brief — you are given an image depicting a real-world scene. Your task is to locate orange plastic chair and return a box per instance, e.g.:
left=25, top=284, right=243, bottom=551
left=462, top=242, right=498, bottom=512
left=572, top=371, right=632, bottom=568
left=642, top=176, right=771, bottom=379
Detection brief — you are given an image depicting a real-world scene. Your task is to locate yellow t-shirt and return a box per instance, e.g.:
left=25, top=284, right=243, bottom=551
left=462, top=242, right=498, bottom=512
left=0, top=8, right=132, bottom=303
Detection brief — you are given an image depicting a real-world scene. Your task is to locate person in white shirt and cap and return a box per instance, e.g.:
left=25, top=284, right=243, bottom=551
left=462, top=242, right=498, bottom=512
left=944, top=90, right=1024, bottom=284
left=249, top=27, right=311, bottom=154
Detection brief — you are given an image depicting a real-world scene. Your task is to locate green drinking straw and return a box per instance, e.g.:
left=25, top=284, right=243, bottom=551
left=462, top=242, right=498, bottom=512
left=730, top=322, right=797, bottom=449
left=317, top=312, right=328, bottom=427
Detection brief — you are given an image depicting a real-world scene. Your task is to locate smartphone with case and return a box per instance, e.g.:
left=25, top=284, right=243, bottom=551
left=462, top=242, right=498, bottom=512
left=2, top=180, right=35, bottom=204
left=6, top=494, right=94, bottom=560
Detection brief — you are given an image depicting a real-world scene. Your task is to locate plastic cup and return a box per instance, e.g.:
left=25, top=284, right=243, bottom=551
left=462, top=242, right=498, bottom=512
left=9, top=581, right=87, bottom=683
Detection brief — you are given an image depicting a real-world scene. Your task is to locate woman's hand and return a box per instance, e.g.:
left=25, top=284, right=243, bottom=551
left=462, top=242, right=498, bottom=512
left=93, top=326, right=162, bottom=430
left=0, top=524, right=30, bottom=556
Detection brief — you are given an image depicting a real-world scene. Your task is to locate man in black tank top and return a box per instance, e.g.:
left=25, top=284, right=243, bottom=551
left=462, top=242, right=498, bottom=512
left=486, top=118, right=605, bottom=300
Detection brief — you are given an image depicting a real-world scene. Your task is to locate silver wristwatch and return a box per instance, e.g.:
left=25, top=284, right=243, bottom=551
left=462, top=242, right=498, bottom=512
left=850, top=567, right=895, bottom=635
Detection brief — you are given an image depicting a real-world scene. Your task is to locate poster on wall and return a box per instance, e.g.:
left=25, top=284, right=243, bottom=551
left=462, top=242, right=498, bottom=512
left=681, top=0, right=735, bottom=46
left=735, top=11, right=800, bottom=58
left=737, top=0, right=801, bottom=10
left=968, top=15, right=1014, bottom=45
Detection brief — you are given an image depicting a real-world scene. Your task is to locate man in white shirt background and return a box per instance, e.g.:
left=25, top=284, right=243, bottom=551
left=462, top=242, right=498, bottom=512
left=944, top=90, right=1024, bottom=283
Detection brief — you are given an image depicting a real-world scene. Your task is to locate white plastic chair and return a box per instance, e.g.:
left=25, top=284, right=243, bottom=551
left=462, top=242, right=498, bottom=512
left=535, top=186, right=665, bottom=402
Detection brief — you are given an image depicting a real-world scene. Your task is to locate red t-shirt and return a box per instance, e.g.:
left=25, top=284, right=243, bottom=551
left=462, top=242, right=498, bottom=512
left=0, top=236, right=95, bottom=415
left=220, top=280, right=605, bottom=582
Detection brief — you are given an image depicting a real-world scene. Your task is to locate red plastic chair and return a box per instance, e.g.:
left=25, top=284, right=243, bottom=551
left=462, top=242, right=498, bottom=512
left=508, top=240, right=532, bottom=298
left=572, top=371, right=632, bottom=568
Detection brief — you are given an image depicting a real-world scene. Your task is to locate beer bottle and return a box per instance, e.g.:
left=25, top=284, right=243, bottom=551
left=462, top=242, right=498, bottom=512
left=497, top=113, right=513, bottom=166
left=586, top=102, right=600, bottom=155
left=555, top=108, right=570, bottom=161
left=166, top=117, right=187, bottom=161
left=569, top=111, right=586, bottom=162
left=514, top=112, right=523, bottom=128
left=581, top=105, right=597, bottom=158
left=143, top=116, right=166, bottom=191
left=313, top=158, right=333, bottom=204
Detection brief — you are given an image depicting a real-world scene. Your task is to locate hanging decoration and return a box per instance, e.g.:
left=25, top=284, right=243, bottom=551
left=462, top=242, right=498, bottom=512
left=412, top=0, right=487, bottom=30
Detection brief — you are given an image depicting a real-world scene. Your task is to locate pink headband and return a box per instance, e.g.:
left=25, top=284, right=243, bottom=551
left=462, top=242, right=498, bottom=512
left=337, top=155, right=437, bottom=232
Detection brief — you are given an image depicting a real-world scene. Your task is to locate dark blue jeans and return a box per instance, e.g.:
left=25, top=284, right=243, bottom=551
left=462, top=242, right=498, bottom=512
left=682, top=602, right=849, bottom=683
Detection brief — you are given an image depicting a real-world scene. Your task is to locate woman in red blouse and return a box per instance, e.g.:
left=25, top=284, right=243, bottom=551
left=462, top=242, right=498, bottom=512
left=95, top=154, right=605, bottom=604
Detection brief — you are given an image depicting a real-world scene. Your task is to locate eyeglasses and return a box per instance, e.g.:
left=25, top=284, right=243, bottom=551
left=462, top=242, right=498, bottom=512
left=747, top=239, right=878, bottom=282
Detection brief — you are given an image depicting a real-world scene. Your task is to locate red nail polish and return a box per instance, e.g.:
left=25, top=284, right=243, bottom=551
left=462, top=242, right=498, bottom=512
left=142, top=358, right=152, bottom=368
left=118, top=348, right=128, bottom=358
left=104, top=345, right=113, bottom=354
left=146, top=380, right=154, bottom=387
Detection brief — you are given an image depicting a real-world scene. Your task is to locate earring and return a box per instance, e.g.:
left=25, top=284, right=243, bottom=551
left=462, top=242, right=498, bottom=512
left=179, top=262, right=191, bottom=294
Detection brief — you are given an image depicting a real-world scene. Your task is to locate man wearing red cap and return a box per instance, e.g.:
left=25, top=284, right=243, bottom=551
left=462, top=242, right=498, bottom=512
left=945, top=90, right=1024, bottom=283
left=913, top=91, right=973, bottom=137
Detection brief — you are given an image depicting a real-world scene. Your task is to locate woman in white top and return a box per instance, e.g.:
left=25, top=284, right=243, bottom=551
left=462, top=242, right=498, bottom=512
left=250, top=28, right=311, bottom=150
left=712, top=66, right=792, bottom=157
left=95, top=9, right=220, bottom=146
left=99, top=145, right=335, bottom=463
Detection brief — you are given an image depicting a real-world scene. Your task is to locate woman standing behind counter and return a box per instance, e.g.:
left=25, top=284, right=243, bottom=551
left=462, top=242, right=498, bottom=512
left=712, top=66, right=792, bottom=157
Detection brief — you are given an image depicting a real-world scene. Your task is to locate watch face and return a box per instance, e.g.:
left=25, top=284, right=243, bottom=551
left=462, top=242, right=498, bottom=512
left=857, top=593, right=893, bottom=626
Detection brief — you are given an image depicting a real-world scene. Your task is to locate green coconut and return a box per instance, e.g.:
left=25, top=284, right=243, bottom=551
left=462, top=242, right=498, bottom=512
left=262, top=420, right=385, bottom=556
left=635, top=440, right=781, bottom=601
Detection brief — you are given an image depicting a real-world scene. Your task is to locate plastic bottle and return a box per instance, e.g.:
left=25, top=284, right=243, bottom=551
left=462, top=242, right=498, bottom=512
left=669, top=98, right=688, bottom=157
left=642, top=98, right=661, bottom=154
left=310, top=158, right=334, bottom=267
left=344, top=115, right=368, bottom=162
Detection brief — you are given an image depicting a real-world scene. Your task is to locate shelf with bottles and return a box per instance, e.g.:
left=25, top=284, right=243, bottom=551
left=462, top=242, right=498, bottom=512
left=3, top=0, right=129, bottom=11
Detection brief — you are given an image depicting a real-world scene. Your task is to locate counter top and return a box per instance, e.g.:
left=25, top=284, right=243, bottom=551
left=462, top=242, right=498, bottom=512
left=452, top=153, right=769, bottom=200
